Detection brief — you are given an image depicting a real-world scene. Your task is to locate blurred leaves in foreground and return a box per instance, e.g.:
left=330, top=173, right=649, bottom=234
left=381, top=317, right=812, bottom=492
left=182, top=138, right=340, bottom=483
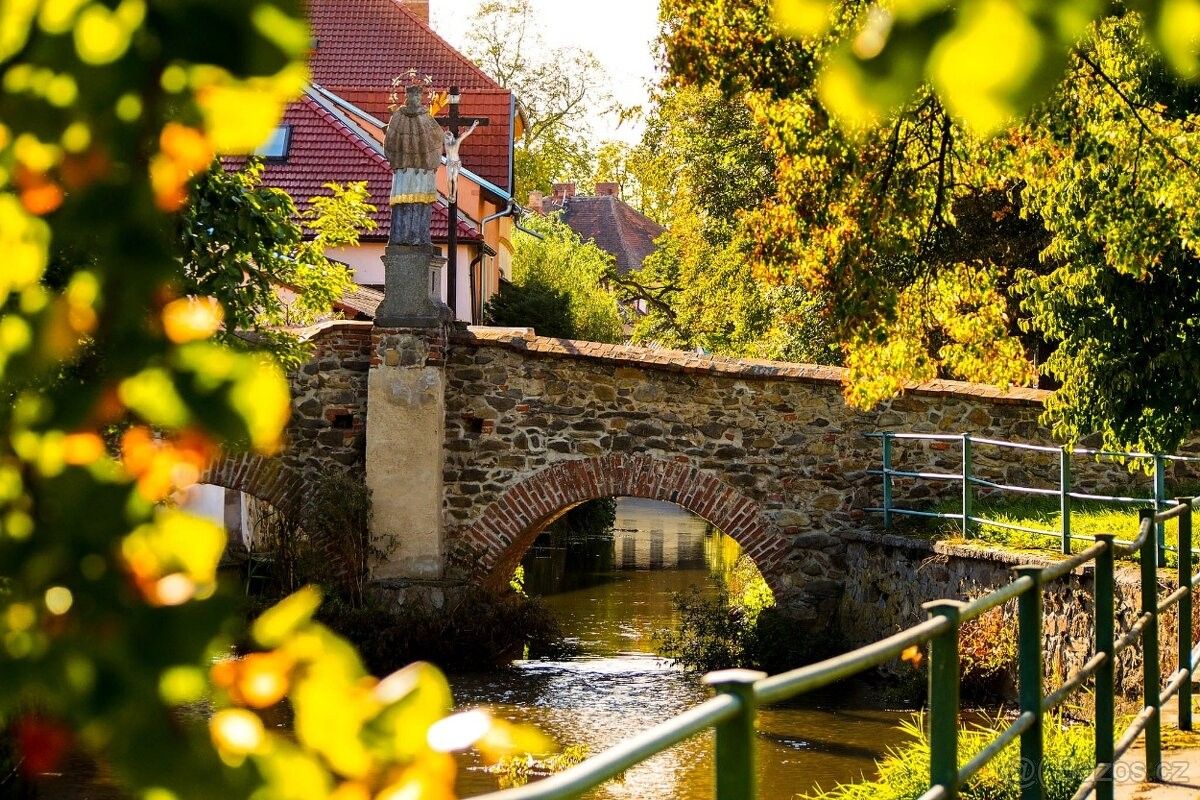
left=0, top=2, right=546, bottom=797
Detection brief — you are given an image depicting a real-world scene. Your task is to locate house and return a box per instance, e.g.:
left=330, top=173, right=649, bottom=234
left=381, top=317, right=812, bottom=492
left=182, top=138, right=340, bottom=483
left=233, top=0, right=524, bottom=324
left=531, top=182, right=664, bottom=275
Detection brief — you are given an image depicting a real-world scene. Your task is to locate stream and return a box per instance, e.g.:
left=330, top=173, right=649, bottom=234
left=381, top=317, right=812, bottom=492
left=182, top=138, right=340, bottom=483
left=451, top=498, right=915, bottom=799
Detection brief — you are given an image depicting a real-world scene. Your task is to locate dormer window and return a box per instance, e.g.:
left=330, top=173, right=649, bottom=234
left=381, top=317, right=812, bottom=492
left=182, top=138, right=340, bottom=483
left=255, top=125, right=291, bottom=160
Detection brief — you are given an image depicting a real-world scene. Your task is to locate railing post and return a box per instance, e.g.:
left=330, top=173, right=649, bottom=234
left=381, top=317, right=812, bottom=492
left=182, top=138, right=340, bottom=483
left=1094, top=534, right=1116, bottom=800
left=882, top=433, right=893, bottom=530
left=1014, top=567, right=1044, bottom=800
left=1177, top=497, right=1194, bottom=732
left=962, top=434, right=974, bottom=538
left=1154, top=455, right=1167, bottom=567
left=1139, top=508, right=1163, bottom=781
left=704, top=668, right=766, bottom=800
left=924, top=599, right=964, bottom=799
left=1060, top=448, right=1072, bottom=555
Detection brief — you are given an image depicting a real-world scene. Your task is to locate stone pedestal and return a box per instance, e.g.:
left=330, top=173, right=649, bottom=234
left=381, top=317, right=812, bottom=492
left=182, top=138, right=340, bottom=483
left=375, top=244, right=452, bottom=327
left=366, top=327, right=450, bottom=580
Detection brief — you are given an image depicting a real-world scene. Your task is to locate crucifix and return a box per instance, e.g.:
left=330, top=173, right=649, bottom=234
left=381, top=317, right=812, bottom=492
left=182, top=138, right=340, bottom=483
left=435, top=86, right=489, bottom=320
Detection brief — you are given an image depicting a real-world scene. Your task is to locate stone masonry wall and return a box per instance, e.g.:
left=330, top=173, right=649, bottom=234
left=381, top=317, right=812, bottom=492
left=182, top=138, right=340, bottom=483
left=282, top=322, right=374, bottom=483
left=440, top=331, right=1200, bottom=624
left=840, top=530, right=1195, bottom=700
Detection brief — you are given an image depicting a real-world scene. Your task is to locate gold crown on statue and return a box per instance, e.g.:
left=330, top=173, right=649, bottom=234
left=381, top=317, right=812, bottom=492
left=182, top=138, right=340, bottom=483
left=389, top=69, right=434, bottom=111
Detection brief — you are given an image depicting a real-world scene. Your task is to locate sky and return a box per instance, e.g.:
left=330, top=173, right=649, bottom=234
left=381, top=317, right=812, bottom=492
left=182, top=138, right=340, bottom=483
left=431, top=0, right=662, bottom=144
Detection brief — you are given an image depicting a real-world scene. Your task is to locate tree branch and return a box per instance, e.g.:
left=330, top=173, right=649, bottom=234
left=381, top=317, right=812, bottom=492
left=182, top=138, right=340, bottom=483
left=1077, top=50, right=1198, bottom=174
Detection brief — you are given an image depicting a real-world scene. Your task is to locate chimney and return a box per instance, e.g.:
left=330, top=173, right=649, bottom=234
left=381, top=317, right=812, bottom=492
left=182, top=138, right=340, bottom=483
left=595, top=182, right=621, bottom=198
left=551, top=182, right=576, bottom=203
left=401, top=0, right=430, bottom=22
left=527, top=190, right=544, bottom=214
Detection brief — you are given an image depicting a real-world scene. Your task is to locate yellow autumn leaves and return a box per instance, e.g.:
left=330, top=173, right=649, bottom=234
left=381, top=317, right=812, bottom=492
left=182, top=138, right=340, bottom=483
left=205, top=588, right=554, bottom=800
left=773, top=0, right=1200, bottom=134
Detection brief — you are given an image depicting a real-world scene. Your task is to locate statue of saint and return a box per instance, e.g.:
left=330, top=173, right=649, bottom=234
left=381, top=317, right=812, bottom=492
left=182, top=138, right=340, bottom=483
left=443, top=120, right=479, bottom=204
left=384, top=84, right=444, bottom=246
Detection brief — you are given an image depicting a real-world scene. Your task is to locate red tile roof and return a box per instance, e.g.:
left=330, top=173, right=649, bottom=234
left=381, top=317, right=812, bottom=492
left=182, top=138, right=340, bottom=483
left=224, top=91, right=480, bottom=243
left=543, top=195, right=665, bottom=273
left=308, top=0, right=515, bottom=191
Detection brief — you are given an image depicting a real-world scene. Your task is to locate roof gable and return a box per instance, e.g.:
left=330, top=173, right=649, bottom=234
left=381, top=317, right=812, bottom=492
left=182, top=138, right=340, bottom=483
left=307, top=0, right=514, bottom=190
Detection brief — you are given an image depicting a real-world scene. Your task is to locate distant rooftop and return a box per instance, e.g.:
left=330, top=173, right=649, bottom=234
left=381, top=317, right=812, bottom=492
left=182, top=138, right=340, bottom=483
left=532, top=182, right=665, bottom=274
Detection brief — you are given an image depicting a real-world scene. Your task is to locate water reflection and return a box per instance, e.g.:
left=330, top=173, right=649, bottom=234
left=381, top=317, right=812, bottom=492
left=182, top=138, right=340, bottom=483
left=453, top=498, right=912, bottom=799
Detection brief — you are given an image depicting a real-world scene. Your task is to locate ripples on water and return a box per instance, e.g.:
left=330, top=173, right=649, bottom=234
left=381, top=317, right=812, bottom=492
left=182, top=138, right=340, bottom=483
left=453, top=498, right=913, bottom=800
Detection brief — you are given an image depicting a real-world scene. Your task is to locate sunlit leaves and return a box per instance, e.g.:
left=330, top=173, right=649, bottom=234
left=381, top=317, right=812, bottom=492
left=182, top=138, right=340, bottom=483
left=1150, top=0, right=1200, bottom=78
left=120, top=509, right=225, bottom=605
left=252, top=584, right=323, bottom=647
left=0, top=194, right=50, bottom=303
left=208, top=593, right=550, bottom=797
left=773, top=0, right=833, bottom=37
left=161, top=296, right=224, bottom=344
left=772, top=0, right=1196, bottom=136
left=73, top=0, right=145, bottom=65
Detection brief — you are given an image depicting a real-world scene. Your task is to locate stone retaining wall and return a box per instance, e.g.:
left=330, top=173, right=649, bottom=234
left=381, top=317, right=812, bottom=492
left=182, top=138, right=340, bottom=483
left=839, top=531, right=1194, bottom=699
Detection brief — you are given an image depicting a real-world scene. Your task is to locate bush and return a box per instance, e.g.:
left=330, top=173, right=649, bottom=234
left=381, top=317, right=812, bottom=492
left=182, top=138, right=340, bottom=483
left=803, top=715, right=1093, bottom=800
left=959, top=607, right=1017, bottom=699
left=656, top=578, right=842, bottom=674
left=244, top=470, right=381, bottom=608
left=484, top=277, right=576, bottom=339
left=302, top=471, right=378, bottom=607
left=656, top=552, right=841, bottom=673
left=657, top=588, right=750, bottom=671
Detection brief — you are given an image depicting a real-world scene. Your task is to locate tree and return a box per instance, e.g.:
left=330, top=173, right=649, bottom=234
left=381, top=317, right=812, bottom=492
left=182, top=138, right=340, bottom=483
left=181, top=161, right=373, bottom=368
left=466, top=0, right=614, bottom=196
left=506, top=214, right=625, bottom=344
left=660, top=0, right=1200, bottom=453
left=602, top=83, right=838, bottom=363
left=0, top=4, right=542, bottom=798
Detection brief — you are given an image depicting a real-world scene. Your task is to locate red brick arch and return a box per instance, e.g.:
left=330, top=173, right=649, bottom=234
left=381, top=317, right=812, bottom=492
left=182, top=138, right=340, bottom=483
left=200, top=454, right=306, bottom=518
left=456, top=454, right=788, bottom=592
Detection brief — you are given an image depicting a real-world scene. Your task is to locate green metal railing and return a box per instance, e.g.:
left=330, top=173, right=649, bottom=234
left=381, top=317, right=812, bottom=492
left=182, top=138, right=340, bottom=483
left=867, top=432, right=1200, bottom=563
left=476, top=500, right=1200, bottom=800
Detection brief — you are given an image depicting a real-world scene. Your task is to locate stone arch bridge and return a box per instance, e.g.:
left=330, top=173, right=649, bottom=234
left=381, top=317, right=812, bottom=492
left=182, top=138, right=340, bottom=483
left=207, top=321, right=1072, bottom=626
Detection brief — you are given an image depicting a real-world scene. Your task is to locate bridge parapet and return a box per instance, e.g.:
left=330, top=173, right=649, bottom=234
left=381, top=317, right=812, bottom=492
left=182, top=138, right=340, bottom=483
left=439, top=331, right=1065, bottom=626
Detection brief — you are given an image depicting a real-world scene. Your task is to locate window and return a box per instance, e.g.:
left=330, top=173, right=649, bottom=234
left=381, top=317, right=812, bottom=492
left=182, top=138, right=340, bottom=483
left=255, top=125, right=291, bottom=160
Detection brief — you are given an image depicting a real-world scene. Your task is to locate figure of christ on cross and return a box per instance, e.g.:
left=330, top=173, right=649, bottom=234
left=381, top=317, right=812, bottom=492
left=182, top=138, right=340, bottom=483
left=435, top=86, right=488, bottom=320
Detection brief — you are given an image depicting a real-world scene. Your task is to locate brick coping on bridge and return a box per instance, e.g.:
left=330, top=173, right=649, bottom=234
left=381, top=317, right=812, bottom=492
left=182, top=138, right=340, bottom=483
left=455, top=327, right=1050, bottom=406
left=293, top=320, right=1049, bottom=405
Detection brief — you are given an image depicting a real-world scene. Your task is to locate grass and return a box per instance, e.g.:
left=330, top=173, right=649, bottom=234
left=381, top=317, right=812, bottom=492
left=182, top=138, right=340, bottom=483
left=801, top=714, right=1093, bottom=800
left=926, top=494, right=1193, bottom=567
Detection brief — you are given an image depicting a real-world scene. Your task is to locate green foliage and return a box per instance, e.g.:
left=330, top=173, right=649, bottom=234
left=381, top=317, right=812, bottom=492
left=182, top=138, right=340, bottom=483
left=657, top=554, right=836, bottom=673
left=508, top=214, right=624, bottom=343
left=802, top=715, right=1093, bottom=800
left=0, top=4, right=542, bottom=797
left=243, top=472, right=382, bottom=609
left=484, top=277, right=576, bottom=339
left=958, top=608, right=1016, bottom=699
left=183, top=161, right=372, bottom=369
left=661, top=0, right=1200, bottom=452
left=466, top=0, right=613, bottom=195
left=551, top=498, right=617, bottom=540
left=933, top=493, right=1188, bottom=566
left=607, top=83, right=838, bottom=363
left=489, top=744, right=593, bottom=790
left=657, top=587, right=749, bottom=671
